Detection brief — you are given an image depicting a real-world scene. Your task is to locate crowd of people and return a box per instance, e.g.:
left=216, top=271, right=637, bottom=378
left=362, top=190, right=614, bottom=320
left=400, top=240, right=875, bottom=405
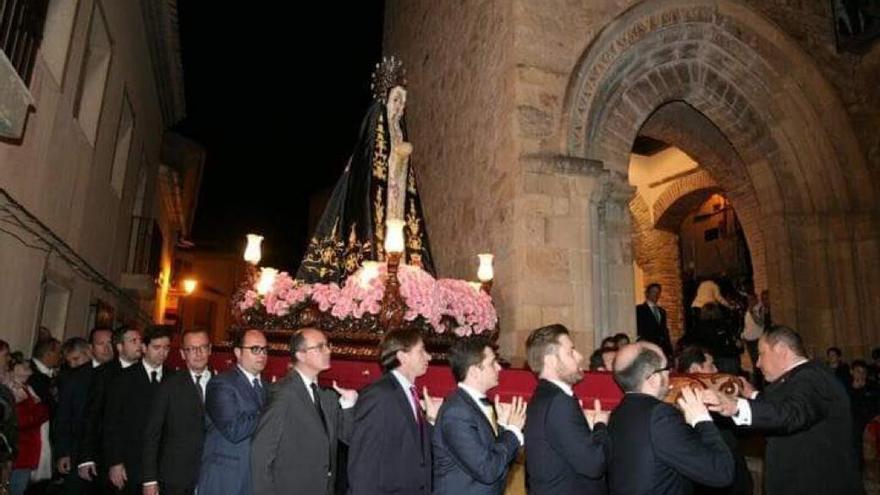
left=0, top=313, right=870, bottom=495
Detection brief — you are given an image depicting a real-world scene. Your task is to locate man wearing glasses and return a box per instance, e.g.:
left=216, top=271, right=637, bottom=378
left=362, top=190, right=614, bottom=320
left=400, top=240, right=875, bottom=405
left=142, top=329, right=212, bottom=495
left=251, top=328, right=357, bottom=495
left=198, top=329, right=268, bottom=495
left=607, top=342, right=734, bottom=494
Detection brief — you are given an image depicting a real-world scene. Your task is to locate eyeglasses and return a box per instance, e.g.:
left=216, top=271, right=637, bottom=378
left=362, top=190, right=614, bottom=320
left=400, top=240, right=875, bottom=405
left=239, top=345, right=268, bottom=355
left=300, top=342, right=330, bottom=353
left=182, top=344, right=211, bottom=355
left=651, top=364, right=673, bottom=375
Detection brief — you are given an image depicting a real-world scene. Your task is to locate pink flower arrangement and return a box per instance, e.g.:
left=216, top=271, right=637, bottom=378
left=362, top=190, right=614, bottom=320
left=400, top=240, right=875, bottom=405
left=236, top=263, right=497, bottom=335
left=436, top=279, right=498, bottom=335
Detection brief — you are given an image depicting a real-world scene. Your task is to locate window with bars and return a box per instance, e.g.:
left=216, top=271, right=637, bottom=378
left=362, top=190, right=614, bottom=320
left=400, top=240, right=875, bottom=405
left=0, top=0, right=49, bottom=86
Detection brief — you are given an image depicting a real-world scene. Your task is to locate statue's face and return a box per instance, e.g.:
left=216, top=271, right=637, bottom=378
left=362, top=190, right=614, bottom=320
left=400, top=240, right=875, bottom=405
left=387, top=86, right=407, bottom=122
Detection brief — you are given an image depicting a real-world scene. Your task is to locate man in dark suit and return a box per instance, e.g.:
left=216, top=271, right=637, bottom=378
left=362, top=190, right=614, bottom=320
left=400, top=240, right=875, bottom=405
left=432, top=336, right=526, bottom=495
left=636, top=283, right=673, bottom=358
left=677, top=346, right=752, bottom=495
left=524, top=324, right=609, bottom=495
left=607, top=342, right=734, bottom=494
left=251, top=328, right=357, bottom=495
left=28, top=337, right=61, bottom=412
left=77, top=327, right=142, bottom=491
left=198, top=329, right=268, bottom=495
left=709, top=326, right=864, bottom=495
left=103, top=325, right=172, bottom=495
left=348, top=327, right=441, bottom=495
left=142, top=329, right=213, bottom=495
left=55, top=337, right=98, bottom=493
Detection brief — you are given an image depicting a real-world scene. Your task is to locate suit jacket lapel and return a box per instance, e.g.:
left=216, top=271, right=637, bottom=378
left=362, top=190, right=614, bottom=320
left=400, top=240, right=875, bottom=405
left=457, top=388, right=495, bottom=438
left=290, top=375, right=329, bottom=437
left=233, top=367, right=261, bottom=407
left=387, top=374, right=420, bottom=443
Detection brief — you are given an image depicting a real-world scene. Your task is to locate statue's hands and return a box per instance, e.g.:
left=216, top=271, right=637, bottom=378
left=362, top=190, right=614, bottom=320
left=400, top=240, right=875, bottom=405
left=397, top=142, right=413, bottom=158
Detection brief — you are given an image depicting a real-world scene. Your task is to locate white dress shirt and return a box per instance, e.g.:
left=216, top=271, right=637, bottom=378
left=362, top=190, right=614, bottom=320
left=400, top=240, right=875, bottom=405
left=547, top=378, right=575, bottom=397
left=189, top=368, right=211, bottom=400
left=32, top=358, right=54, bottom=378
left=237, top=365, right=261, bottom=387
left=295, top=369, right=356, bottom=409
left=142, top=361, right=164, bottom=383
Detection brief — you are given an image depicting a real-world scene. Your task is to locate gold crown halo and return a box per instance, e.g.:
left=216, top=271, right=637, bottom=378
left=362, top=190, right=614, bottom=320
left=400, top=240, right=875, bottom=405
left=371, top=56, right=407, bottom=103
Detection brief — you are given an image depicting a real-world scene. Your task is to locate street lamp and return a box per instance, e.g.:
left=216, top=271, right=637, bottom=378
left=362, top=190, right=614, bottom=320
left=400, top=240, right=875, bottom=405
left=182, top=278, right=198, bottom=295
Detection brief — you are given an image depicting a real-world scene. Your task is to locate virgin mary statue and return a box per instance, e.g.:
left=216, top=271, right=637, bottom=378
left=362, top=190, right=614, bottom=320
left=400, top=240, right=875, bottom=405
left=296, top=56, right=435, bottom=284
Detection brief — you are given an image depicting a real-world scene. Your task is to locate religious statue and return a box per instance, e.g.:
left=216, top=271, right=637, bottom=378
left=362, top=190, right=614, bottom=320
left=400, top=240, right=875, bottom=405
left=296, top=56, right=435, bottom=283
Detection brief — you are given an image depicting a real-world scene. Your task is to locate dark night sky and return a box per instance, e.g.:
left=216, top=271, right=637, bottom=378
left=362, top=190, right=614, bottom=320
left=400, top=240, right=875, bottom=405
left=174, top=1, right=385, bottom=271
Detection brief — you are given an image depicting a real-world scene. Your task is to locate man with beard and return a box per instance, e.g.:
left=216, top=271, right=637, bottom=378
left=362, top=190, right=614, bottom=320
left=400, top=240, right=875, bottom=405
left=78, top=327, right=143, bottom=492
left=607, top=342, right=734, bottom=494
left=524, top=324, right=608, bottom=495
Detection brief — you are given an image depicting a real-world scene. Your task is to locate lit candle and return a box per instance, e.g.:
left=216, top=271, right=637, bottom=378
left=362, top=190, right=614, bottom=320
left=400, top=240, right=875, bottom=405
left=477, top=253, right=494, bottom=282
left=384, top=219, right=405, bottom=254
left=244, top=234, right=263, bottom=265
left=256, top=267, right=278, bottom=295
left=468, top=281, right=482, bottom=292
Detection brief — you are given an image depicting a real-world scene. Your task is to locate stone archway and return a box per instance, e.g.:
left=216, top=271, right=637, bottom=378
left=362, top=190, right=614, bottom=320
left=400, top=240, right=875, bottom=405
left=563, top=0, right=880, bottom=354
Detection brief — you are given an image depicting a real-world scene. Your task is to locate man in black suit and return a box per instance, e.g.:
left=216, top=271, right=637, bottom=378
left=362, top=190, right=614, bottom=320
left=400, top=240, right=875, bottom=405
left=77, top=327, right=142, bottom=491
left=524, top=324, right=609, bottom=495
left=677, top=346, right=752, bottom=495
left=348, top=327, right=441, bottom=495
left=432, top=336, right=526, bottom=495
left=142, top=329, right=212, bottom=495
left=103, top=325, right=172, bottom=495
left=28, top=337, right=61, bottom=411
left=55, top=337, right=98, bottom=493
left=251, top=328, right=358, bottom=495
left=636, top=283, right=673, bottom=358
left=709, top=326, right=864, bottom=495
left=607, top=342, right=734, bottom=494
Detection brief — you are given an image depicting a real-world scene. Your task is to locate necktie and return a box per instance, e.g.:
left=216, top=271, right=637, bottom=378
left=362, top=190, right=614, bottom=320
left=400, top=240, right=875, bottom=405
left=150, top=370, right=158, bottom=384
left=478, top=397, right=498, bottom=436
left=652, top=305, right=661, bottom=323
left=253, top=378, right=265, bottom=406
left=195, top=374, right=204, bottom=402
left=409, top=385, right=424, bottom=427
left=310, top=382, right=328, bottom=432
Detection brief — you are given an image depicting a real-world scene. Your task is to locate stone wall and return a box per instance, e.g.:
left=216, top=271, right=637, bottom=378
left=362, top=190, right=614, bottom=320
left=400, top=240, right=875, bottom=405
left=385, top=0, right=880, bottom=359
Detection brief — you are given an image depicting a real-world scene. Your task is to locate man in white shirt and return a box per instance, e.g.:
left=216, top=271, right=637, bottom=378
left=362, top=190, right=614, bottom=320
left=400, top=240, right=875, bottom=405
left=432, top=336, right=526, bottom=495
left=706, top=326, right=863, bottom=495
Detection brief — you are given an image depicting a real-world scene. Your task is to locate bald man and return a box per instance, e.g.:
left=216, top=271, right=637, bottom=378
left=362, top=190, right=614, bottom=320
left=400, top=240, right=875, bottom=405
left=607, top=343, right=734, bottom=494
